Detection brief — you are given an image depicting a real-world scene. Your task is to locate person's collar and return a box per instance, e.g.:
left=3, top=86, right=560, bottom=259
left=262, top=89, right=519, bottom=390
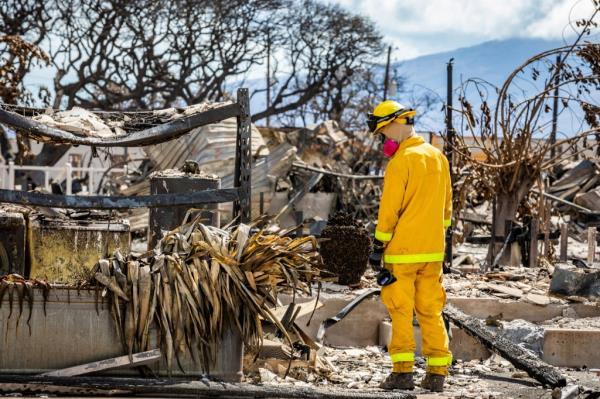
left=397, top=134, right=424, bottom=152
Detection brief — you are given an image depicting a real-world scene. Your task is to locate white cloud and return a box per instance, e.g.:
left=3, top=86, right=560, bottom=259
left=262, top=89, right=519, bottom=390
left=329, top=0, right=598, bottom=59
left=526, top=0, right=596, bottom=39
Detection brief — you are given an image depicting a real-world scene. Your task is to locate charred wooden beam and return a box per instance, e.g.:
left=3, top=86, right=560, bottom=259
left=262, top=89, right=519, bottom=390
left=444, top=304, right=566, bottom=388
left=0, top=103, right=241, bottom=147
left=0, top=374, right=416, bottom=399
left=0, top=188, right=239, bottom=209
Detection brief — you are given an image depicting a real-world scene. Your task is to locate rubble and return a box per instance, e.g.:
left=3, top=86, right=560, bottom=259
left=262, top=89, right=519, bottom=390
left=248, top=343, right=576, bottom=398
left=550, top=264, right=600, bottom=299
left=33, top=107, right=127, bottom=138
left=541, top=316, right=600, bottom=329
left=443, top=263, right=562, bottom=304
left=549, top=160, right=600, bottom=210
left=444, top=304, right=567, bottom=388
left=498, top=319, right=545, bottom=356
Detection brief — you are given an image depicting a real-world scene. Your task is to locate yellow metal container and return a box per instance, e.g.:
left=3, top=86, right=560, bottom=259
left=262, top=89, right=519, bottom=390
left=28, top=216, right=130, bottom=283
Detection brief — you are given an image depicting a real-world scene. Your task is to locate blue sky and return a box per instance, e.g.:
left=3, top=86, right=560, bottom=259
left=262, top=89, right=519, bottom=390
left=329, top=0, right=595, bottom=60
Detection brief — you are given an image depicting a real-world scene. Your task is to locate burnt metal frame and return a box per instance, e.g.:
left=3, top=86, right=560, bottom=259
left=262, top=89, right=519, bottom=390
left=0, top=89, right=252, bottom=223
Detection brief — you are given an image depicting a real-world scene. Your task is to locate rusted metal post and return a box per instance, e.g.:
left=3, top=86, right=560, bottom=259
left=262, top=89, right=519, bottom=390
left=529, top=219, right=539, bottom=268
left=550, top=55, right=561, bottom=159
left=383, top=45, right=392, bottom=100
left=588, top=227, right=596, bottom=265
left=259, top=191, right=265, bottom=215
left=7, top=161, right=15, bottom=190
left=65, top=163, right=72, bottom=195
left=544, top=229, right=551, bottom=258
left=444, top=59, right=455, bottom=271
left=560, top=223, right=568, bottom=262
left=234, top=88, right=252, bottom=224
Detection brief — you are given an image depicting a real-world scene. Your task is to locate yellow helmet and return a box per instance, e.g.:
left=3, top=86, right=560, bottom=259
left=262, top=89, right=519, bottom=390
left=367, top=100, right=416, bottom=133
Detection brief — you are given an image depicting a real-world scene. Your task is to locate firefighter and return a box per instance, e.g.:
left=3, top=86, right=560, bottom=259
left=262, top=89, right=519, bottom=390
left=367, top=100, right=453, bottom=392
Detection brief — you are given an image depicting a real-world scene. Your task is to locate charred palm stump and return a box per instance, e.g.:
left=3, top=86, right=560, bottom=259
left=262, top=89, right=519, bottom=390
left=319, top=213, right=370, bottom=286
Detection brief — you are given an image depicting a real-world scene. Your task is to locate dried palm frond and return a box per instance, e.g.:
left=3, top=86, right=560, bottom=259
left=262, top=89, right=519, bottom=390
left=92, top=216, right=322, bottom=375
left=0, top=274, right=51, bottom=333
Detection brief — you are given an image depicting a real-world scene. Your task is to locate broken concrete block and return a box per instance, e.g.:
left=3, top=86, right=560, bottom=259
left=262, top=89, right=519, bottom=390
left=549, top=159, right=598, bottom=197
left=549, top=264, right=600, bottom=298
left=574, top=187, right=600, bottom=212
left=485, top=282, right=523, bottom=298
left=524, top=293, right=551, bottom=306
left=500, top=319, right=544, bottom=357
left=543, top=329, right=600, bottom=368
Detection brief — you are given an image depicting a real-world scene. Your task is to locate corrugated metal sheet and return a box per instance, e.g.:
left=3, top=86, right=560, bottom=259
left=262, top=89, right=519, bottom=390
left=125, top=143, right=297, bottom=232
left=122, top=119, right=269, bottom=232
left=218, top=143, right=298, bottom=222
left=143, top=118, right=268, bottom=176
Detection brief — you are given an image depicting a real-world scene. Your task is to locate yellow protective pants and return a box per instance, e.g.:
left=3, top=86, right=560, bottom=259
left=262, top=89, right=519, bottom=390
left=380, top=262, right=452, bottom=376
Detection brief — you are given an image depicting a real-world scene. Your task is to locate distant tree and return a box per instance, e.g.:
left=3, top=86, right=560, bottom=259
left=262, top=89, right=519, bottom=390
left=0, top=0, right=52, bottom=163
left=49, top=0, right=283, bottom=110
left=252, top=0, right=385, bottom=126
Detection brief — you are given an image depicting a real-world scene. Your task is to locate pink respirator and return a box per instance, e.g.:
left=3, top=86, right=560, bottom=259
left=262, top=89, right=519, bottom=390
left=383, top=139, right=400, bottom=158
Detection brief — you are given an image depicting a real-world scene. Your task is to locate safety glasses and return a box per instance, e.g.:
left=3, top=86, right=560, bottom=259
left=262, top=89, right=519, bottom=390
left=366, top=109, right=415, bottom=133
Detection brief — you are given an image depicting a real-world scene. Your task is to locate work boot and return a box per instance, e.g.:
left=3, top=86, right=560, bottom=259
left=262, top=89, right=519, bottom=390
left=421, top=373, right=445, bottom=392
left=379, top=372, right=414, bottom=390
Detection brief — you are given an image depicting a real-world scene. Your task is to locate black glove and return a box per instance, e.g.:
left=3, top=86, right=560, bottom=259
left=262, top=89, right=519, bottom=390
left=369, top=238, right=385, bottom=270
left=376, top=268, right=397, bottom=286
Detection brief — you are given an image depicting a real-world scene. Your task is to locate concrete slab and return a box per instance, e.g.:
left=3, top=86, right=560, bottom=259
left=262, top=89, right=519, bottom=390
left=543, top=328, right=600, bottom=368
left=0, top=288, right=243, bottom=381
left=447, top=297, right=600, bottom=322
left=291, top=294, right=389, bottom=347
left=380, top=322, right=600, bottom=368
left=281, top=293, right=600, bottom=357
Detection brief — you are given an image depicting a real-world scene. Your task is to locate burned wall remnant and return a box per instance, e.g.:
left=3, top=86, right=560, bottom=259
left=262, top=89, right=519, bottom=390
left=0, top=212, right=26, bottom=276
left=148, top=165, right=220, bottom=249
left=28, top=216, right=130, bottom=283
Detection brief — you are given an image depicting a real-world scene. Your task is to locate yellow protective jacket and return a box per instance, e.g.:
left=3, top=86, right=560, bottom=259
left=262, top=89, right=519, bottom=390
left=375, top=135, right=452, bottom=264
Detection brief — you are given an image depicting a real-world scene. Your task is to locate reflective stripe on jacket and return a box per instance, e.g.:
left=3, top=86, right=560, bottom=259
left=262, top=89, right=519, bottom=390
left=375, top=135, right=452, bottom=264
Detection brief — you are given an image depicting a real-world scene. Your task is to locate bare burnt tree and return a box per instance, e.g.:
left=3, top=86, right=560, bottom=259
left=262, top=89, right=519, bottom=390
left=315, top=66, right=384, bottom=131
left=0, top=35, right=49, bottom=163
left=0, top=0, right=52, bottom=162
left=0, top=0, right=50, bottom=47
left=50, top=0, right=283, bottom=110
left=453, top=9, right=600, bottom=265
left=252, top=0, right=384, bottom=124
left=49, top=0, right=151, bottom=109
